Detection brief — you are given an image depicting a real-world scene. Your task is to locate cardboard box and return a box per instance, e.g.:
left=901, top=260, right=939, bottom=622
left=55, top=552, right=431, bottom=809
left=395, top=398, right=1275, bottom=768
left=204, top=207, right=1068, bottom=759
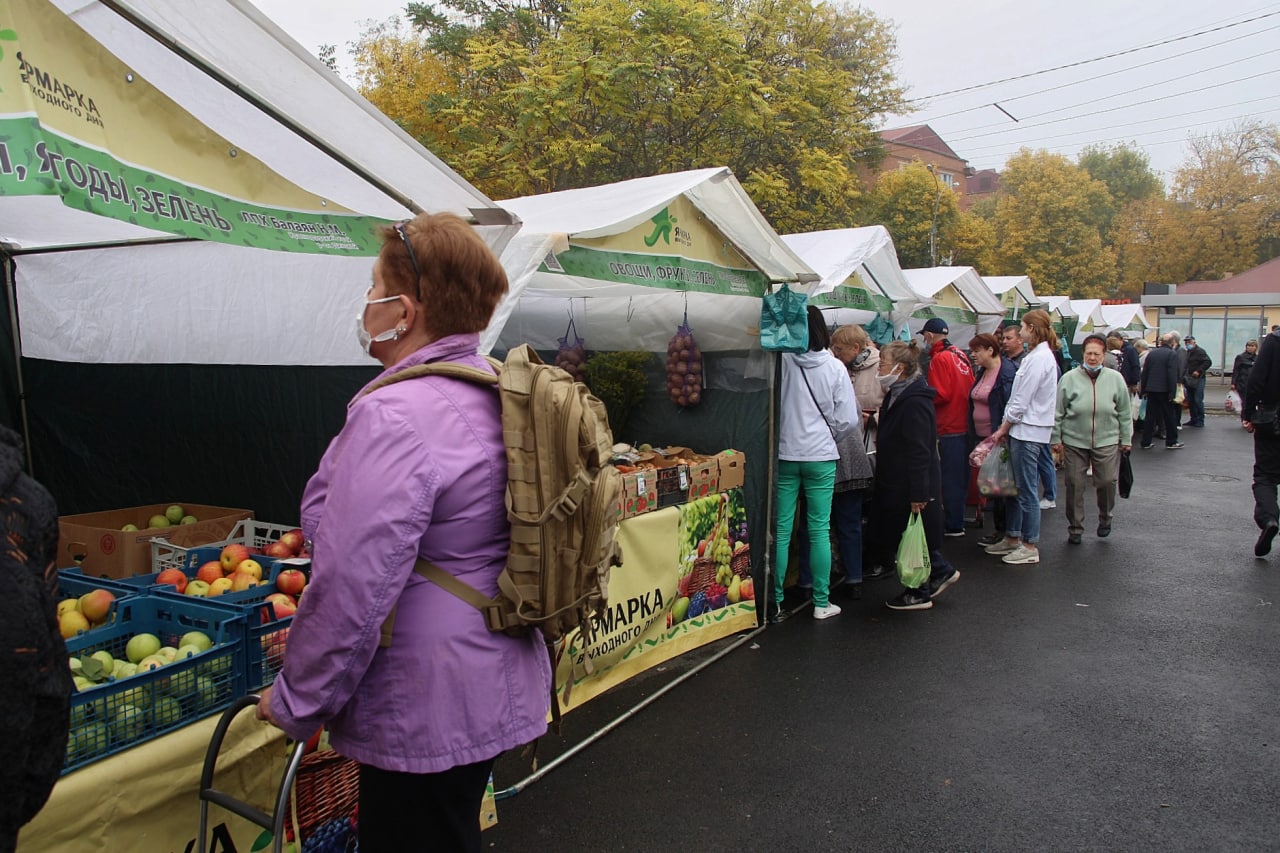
left=58, top=503, right=253, bottom=579
left=617, top=469, right=659, bottom=519
left=654, top=464, right=689, bottom=509
left=716, top=450, right=746, bottom=491
left=686, top=456, right=720, bottom=501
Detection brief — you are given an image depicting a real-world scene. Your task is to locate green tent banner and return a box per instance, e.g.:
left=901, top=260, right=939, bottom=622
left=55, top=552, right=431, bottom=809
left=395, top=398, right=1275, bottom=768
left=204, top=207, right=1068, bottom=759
left=544, top=243, right=769, bottom=297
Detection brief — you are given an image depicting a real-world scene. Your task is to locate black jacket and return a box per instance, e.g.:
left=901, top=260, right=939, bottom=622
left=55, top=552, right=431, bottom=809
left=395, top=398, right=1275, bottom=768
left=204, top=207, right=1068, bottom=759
left=1184, top=345, right=1212, bottom=386
left=871, top=376, right=946, bottom=570
left=1118, top=341, right=1141, bottom=387
left=0, top=425, right=70, bottom=842
left=1245, top=331, right=1280, bottom=421
left=1140, top=345, right=1180, bottom=395
left=1232, top=351, right=1256, bottom=392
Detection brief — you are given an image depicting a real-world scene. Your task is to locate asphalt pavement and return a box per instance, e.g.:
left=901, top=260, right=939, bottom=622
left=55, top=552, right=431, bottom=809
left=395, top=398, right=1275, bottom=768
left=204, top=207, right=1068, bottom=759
left=486, top=400, right=1279, bottom=851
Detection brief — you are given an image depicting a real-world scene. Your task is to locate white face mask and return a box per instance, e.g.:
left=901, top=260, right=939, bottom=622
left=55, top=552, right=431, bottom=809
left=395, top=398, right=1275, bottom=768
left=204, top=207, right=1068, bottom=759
left=356, top=294, right=404, bottom=355
left=877, top=366, right=903, bottom=389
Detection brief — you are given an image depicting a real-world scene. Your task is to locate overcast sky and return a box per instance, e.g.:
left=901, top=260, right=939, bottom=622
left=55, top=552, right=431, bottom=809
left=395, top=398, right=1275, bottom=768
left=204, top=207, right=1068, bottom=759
left=252, top=0, right=1280, bottom=184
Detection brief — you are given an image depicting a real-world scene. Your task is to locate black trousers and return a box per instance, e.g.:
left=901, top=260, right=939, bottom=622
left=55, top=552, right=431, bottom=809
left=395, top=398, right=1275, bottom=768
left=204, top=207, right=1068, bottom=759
left=357, top=757, right=495, bottom=853
left=1141, top=392, right=1179, bottom=447
left=1253, top=433, right=1280, bottom=529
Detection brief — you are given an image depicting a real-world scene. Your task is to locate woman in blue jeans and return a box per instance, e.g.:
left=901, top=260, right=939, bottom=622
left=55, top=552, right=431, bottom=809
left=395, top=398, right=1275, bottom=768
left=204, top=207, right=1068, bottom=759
left=770, top=306, right=858, bottom=622
left=986, top=310, right=1060, bottom=565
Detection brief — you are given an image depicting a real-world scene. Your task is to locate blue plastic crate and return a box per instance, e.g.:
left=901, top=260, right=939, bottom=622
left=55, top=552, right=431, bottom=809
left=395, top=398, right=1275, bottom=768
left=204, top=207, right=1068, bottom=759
left=151, top=546, right=311, bottom=691
left=62, top=595, right=246, bottom=775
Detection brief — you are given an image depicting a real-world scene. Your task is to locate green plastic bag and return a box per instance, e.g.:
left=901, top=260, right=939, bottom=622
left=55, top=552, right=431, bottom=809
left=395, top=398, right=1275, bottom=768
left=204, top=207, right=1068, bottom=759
left=895, top=511, right=931, bottom=588
left=759, top=283, right=809, bottom=353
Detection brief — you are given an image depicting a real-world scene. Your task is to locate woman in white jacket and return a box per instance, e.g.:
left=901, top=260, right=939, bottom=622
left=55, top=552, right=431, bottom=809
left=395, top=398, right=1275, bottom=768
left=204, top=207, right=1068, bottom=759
left=771, top=306, right=858, bottom=622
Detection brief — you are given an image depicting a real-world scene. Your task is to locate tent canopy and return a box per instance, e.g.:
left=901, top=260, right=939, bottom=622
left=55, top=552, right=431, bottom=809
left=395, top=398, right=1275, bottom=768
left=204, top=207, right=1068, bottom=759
left=1068, top=299, right=1107, bottom=344
left=490, top=168, right=818, bottom=353
left=903, top=266, right=1006, bottom=342
left=782, top=225, right=928, bottom=334
left=6, top=0, right=517, bottom=367
left=982, top=275, right=1042, bottom=318
left=1099, top=303, right=1154, bottom=338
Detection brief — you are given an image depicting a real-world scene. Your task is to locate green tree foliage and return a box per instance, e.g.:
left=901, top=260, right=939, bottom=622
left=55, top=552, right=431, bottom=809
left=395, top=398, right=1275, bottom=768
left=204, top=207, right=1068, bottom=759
left=863, top=162, right=958, bottom=268
left=359, top=0, right=905, bottom=231
left=1077, top=142, right=1164, bottom=240
left=989, top=150, right=1116, bottom=298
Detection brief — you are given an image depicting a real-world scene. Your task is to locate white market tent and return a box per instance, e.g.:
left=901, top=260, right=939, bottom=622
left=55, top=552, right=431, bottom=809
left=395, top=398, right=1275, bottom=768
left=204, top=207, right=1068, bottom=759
left=490, top=167, right=817, bottom=355
left=903, top=266, right=1006, bottom=344
left=8, top=0, right=518, bottom=369
left=1099, top=303, right=1155, bottom=339
left=1, top=0, right=519, bottom=522
left=781, top=225, right=928, bottom=339
left=982, top=275, right=1042, bottom=320
left=1068, top=299, right=1108, bottom=345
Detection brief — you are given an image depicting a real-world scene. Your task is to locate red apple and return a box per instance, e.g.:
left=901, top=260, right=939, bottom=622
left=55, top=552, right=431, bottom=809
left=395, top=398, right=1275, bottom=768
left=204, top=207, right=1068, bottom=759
left=220, top=544, right=251, bottom=574
left=196, top=561, right=223, bottom=585
left=279, top=529, right=305, bottom=556
left=263, top=592, right=297, bottom=621
left=264, top=541, right=293, bottom=559
left=230, top=571, right=260, bottom=592
left=155, top=569, right=188, bottom=594
left=78, top=588, right=116, bottom=623
left=275, top=568, right=306, bottom=596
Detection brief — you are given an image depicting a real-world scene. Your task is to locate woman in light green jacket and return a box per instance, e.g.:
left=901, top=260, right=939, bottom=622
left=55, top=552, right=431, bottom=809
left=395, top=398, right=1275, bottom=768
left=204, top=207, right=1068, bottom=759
left=1051, top=334, right=1133, bottom=544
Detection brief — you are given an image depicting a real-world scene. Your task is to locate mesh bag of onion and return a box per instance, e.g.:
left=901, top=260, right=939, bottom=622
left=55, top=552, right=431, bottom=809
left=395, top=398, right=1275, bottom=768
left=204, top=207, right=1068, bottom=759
left=555, top=318, right=587, bottom=381
left=666, top=322, right=703, bottom=407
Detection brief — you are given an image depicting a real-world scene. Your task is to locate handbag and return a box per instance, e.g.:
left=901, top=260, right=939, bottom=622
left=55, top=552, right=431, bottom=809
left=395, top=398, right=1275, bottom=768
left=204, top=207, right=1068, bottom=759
left=759, top=284, right=809, bottom=353
left=1118, top=451, right=1133, bottom=499
left=895, top=511, right=931, bottom=588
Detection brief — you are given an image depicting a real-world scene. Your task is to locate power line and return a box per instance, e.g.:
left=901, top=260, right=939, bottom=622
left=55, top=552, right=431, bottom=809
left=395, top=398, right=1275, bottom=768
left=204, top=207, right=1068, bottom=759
left=915, top=22, right=1280, bottom=124
left=942, top=45, right=1280, bottom=137
left=960, top=99, right=1280, bottom=156
left=911, top=9, right=1280, bottom=102
left=947, top=67, right=1280, bottom=144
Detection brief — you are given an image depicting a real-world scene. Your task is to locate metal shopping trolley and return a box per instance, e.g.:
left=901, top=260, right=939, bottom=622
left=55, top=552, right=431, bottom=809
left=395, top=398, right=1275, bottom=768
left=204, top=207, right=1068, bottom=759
left=198, top=695, right=360, bottom=853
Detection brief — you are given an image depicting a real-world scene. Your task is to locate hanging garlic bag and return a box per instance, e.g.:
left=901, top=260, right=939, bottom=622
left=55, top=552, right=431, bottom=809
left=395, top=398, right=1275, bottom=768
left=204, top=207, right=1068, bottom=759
left=666, top=313, right=703, bottom=408
left=555, top=317, right=587, bottom=382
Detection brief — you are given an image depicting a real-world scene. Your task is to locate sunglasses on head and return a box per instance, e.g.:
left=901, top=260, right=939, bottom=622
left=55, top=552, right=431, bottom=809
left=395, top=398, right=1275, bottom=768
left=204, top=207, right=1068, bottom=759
left=394, top=221, right=424, bottom=302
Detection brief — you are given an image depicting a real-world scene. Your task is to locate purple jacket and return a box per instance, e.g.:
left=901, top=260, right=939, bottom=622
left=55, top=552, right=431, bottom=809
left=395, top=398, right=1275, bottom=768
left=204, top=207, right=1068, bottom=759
left=269, top=333, right=551, bottom=773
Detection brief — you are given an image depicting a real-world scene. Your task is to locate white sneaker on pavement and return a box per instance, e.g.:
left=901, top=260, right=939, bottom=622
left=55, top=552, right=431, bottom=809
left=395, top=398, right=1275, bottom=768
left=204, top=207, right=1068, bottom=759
left=813, top=603, right=842, bottom=620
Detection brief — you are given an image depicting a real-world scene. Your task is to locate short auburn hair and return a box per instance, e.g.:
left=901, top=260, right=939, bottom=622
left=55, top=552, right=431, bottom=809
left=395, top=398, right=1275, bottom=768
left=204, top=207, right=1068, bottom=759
left=831, top=324, right=870, bottom=350
left=1020, top=309, right=1059, bottom=351
left=377, top=212, right=509, bottom=339
left=969, top=333, right=1000, bottom=355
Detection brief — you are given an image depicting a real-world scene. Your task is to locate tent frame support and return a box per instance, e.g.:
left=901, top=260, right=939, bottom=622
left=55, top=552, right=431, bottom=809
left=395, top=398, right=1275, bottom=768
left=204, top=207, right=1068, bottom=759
left=3, top=256, right=33, bottom=474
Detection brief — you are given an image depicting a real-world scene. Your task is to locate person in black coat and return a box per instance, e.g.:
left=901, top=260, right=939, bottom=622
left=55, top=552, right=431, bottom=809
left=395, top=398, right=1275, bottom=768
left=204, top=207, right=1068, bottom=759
left=0, top=425, right=71, bottom=851
left=1232, top=339, right=1258, bottom=416
left=1107, top=333, right=1142, bottom=391
left=867, top=341, right=959, bottom=611
left=1182, top=335, right=1213, bottom=428
left=1243, top=329, right=1280, bottom=556
left=1139, top=333, right=1184, bottom=449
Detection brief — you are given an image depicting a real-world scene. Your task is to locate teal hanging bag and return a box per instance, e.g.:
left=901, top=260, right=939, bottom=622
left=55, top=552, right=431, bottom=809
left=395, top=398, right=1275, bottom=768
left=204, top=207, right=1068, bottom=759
left=759, top=284, right=809, bottom=353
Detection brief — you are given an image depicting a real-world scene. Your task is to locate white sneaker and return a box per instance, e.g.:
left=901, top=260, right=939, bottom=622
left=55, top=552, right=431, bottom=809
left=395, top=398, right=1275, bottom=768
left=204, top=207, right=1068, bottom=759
left=1039, top=498, right=1056, bottom=509
left=984, top=539, right=1020, bottom=555
left=1002, top=545, right=1040, bottom=565
left=813, top=603, right=842, bottom=620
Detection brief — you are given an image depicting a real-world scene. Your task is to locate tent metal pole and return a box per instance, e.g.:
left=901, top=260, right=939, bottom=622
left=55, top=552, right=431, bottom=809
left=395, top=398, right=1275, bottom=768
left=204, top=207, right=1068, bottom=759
left=2, top=256, right=33, bottom=474
left=492, top=623, right=765, bottom=801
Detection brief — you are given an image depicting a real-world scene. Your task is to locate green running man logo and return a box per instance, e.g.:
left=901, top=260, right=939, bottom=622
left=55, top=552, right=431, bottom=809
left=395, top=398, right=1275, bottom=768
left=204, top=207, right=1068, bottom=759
left=0, top=30, right=17, bottom=93
left=643, top=208, right=677, bottom=247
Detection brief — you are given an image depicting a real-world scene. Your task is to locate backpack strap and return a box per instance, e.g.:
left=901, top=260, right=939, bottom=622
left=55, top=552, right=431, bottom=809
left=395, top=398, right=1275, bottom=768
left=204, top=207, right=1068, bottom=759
left=360, top=358, right=502, bottom=400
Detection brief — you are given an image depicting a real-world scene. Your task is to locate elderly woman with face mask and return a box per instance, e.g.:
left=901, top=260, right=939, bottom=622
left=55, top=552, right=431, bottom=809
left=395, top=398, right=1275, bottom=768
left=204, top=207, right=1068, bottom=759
left=1051, top=334, right=1133, bottom=544
left=256, top=213, right=551, bottom=853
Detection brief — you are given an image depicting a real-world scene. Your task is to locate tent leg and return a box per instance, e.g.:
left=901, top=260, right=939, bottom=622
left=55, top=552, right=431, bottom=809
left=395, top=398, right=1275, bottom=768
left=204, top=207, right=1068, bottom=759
left=3, top=257, right=33, bottom=475
left=492, top=624, right=765, bottom=802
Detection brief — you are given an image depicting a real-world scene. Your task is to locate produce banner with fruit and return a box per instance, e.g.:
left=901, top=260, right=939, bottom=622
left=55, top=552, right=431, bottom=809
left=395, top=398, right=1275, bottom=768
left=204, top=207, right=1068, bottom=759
left=0, top=0, right=387, bottom=255
left=20, top=709, right=288, bottom=852
left=555, top=489, right=755, bottom=711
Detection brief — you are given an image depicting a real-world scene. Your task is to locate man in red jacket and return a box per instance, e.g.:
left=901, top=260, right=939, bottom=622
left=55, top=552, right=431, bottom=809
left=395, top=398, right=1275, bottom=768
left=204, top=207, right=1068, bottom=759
left=920, top=318, right=975, bottom=537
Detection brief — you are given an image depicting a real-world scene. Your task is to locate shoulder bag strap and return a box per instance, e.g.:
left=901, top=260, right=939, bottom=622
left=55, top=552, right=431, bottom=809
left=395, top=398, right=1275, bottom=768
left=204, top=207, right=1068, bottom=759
left=798, top=366, right=837, bottom=440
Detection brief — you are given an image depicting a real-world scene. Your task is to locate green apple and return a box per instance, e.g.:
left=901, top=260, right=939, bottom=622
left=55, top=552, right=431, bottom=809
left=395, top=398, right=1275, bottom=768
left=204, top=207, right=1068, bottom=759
left=126, top=632, right=161, bottom=663
left=116, top=662, right=138, bottom=679
left=121, top=523, right=139, bottom=532
left=68, top=657, right=83, bottom=674
left=180, top=515, right=199, bottom=525
left=108, top=684, right=152, bottom=712
left=157, top=646, right=178, bottom=663
left=72, top=675, right=95, bottom=692
left=174, top=644, right=202, bottom=661
left=199, top=652, right=232, bottom=677
left=90, top=650, right=114, bottom=672
left=151, top=696, right=183, bottom=727
left=179, top=631, right=213, bottom=652
left=66, top=722, right=108, bottom=761
left=164, top=504, right=186, bottom=525
left=147, top=514, right=171, bottom=528
left=69, top=699, right=91, bottom=727
left=193, top=675, right=223, bottom=710
left=109, top=703, right=146, bottom=742
left=137, top=654, right=167, bottom=672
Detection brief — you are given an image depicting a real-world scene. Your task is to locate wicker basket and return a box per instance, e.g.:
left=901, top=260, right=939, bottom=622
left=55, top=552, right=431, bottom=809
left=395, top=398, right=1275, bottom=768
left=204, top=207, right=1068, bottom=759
left=686, top=556, right=717, bottom=598
left=290, top=747, right=360, bottom=843
left=730, top=547, right=751, bottom=579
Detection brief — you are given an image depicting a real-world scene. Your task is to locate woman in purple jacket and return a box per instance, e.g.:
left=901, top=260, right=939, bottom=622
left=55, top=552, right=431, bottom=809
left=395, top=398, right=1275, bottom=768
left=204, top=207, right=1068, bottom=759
left=257, top=213, right=551, bottom=852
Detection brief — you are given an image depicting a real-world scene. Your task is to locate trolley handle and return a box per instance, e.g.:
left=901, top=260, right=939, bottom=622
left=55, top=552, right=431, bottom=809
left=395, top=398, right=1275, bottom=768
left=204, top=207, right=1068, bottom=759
left=198, top=694, right=309, bottom=853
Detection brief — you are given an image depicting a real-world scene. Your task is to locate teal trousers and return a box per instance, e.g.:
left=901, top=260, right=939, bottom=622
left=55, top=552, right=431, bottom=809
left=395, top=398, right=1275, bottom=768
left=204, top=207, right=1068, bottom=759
left=773, top=459, right=837, bottom=608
